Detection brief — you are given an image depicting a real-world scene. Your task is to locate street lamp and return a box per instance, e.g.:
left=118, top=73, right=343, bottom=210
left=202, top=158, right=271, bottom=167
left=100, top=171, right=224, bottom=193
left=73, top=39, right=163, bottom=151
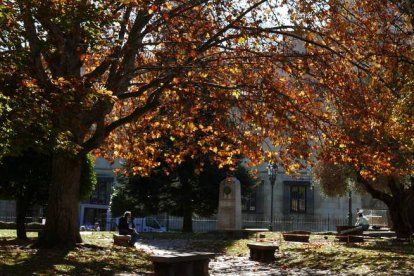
left=267, top=163, right=278, bottom=231
left=348, top=190, right=352, bottom=226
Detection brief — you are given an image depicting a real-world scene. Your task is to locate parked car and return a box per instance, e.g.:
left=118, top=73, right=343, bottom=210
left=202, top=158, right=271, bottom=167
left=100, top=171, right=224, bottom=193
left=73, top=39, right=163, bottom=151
left=80, top=223, right=100, bottom=231
left=114, top=217, right=166, bottom=232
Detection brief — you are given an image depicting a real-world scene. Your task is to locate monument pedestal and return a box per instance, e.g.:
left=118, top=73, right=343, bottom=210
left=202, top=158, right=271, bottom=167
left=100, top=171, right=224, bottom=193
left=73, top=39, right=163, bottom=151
left=217, top=176, right=242, bottom=230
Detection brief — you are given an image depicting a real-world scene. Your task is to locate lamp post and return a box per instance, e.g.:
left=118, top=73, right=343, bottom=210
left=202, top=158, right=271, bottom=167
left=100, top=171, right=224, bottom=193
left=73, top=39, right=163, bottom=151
left=348, top=190, right=352, bottom=226
left=267, top=163, right=278, bottom=231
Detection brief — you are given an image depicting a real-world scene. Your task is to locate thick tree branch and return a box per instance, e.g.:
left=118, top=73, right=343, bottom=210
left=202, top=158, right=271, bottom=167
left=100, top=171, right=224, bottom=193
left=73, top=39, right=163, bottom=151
left=82, top=82, right=170, bottom=152
left=356, top=172, right=392, bottom=205
left=108, top=10, right=153, bottom=94
left=86, top=6, right=133, bottom=80
left=17, top=0, right=50, bottom=85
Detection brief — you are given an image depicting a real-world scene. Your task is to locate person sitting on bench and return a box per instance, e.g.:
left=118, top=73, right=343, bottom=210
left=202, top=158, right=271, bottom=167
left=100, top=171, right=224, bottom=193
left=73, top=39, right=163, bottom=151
left=355, top=210, right=369, bottom=231
left=118, top=211, right=139, bottom=246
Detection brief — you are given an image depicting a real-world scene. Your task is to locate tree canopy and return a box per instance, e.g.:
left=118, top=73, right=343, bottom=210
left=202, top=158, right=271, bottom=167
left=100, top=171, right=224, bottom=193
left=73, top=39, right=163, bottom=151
left=0, top=0, right=319, bottom=246
left=282, top=0, right=414, bottom=237
left=1, top=0, right=413, bottom=244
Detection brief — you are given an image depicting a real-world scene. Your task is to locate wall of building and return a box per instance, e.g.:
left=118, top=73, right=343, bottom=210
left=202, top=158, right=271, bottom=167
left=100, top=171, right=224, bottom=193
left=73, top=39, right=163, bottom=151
left=0, top=200, right=16, bottom=218
left=79, top=158, right=120, bottom=230
left=244, top=163, right=368, bottom=221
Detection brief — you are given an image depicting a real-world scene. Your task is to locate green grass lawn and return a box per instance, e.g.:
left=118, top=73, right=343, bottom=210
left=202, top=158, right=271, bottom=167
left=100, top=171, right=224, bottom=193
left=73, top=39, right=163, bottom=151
left=1, top=230, right=413, bottom=275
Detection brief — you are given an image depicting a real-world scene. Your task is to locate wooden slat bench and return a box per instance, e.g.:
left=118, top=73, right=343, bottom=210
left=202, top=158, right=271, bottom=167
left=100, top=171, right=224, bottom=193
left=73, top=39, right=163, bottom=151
left=247, top=242, right=278, bottom=262
left=150, top=252, right=215, bottom=276
left=113, top=234, right=131, bottom=247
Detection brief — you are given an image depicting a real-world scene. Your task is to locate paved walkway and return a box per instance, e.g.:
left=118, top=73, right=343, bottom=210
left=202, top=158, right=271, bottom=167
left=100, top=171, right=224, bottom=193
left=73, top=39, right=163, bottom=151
left=134, top=239, right=340, bottom=275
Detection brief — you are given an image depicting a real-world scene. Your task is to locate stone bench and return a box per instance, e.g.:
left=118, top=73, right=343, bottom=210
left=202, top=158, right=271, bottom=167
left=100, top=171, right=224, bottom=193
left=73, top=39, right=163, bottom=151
left=113, top=234, right=131, bottom=247
left=247, top=242, right=279, bottom=262
left=150, top=252, right=215, bottom=276
left=336, top=226, right=364, bottom=243
left=244, top=228, right=270, bottom=240
left=282, top=231, right=311, bottom=242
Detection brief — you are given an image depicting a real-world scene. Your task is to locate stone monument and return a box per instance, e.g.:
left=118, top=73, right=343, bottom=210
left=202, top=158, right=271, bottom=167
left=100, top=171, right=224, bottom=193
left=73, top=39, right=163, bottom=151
left=217, top=174, right=242, bottom=230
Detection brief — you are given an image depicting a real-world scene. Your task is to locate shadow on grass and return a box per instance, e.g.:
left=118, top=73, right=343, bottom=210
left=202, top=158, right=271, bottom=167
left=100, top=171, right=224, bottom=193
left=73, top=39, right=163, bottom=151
left=190, top=238, right=241, bottom=254
left=137, top=232, right=247, bottom=255
left=141, top=231, right=229, bottom=240
left=0, top=239, right=152, bottom=275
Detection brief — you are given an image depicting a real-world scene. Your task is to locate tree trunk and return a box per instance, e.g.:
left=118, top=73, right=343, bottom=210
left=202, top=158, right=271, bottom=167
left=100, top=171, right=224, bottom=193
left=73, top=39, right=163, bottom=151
left=182, top=200, right=193, bottom=233
left=179, top=169, right=193, bottom=233
left=358, top=175, right=414, bottom=239
left=40, top=154, right=82, bottom=247
left=16, top=198, right=28, bottom=240
left=388, top=196, right=414, bottom=239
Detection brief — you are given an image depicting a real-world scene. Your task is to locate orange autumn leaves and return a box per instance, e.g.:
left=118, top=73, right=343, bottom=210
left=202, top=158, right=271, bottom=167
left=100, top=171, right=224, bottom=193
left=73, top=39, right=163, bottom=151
left=283, top=0, right=414, bottom=179
left=102, top=0, right=414, bottom=179
left=7, top=0, right=410, bottom=180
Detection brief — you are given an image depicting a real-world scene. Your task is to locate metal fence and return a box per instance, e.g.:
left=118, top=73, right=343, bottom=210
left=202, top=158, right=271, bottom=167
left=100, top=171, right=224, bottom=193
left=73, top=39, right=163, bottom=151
left=0, top=216, right=44, bottom=223
left=243, top=217, right=349, bottom=232
left=153, top=215, right=349, bottom=233
left=365, top=209, right=389, bottom=227
left=0, top=209, right=389, bottom=233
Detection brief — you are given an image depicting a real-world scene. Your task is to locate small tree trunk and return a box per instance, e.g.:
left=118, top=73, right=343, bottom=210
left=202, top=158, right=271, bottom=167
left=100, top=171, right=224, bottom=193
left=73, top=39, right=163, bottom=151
left=40, top=154, right=82, bottom=247
left=16, top=198, right=28, bottom=240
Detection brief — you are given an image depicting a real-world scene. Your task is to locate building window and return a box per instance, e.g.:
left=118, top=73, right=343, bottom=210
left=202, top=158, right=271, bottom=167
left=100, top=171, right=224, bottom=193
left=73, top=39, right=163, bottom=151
left=87, top=177, right=113, bottom=205
left=290, top=185, right=306, bottom=213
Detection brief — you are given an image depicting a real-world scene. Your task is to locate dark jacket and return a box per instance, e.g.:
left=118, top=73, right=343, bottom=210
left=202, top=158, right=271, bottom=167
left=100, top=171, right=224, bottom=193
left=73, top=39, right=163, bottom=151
left=118, top=216, right=133, bottom=235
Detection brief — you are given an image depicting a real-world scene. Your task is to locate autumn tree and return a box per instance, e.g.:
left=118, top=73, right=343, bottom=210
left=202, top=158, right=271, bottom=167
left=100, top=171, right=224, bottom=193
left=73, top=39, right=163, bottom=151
left=1, top=0, right=319, bottom=247
left=282, top=0, right=414, bottom=238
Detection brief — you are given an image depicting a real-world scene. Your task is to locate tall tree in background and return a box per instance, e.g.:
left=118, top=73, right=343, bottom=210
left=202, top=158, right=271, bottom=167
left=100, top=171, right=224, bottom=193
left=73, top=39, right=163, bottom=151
left=1, top=0, right=318, bottom=246
left=283, top=0, right=414, bottom=238
left=111, top=158, right=256, bottom=232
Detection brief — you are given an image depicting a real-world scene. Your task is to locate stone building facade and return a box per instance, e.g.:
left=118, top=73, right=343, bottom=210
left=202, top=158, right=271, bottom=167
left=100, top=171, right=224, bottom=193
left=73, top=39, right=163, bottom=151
left=241, top=162, right=387, bottom=230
